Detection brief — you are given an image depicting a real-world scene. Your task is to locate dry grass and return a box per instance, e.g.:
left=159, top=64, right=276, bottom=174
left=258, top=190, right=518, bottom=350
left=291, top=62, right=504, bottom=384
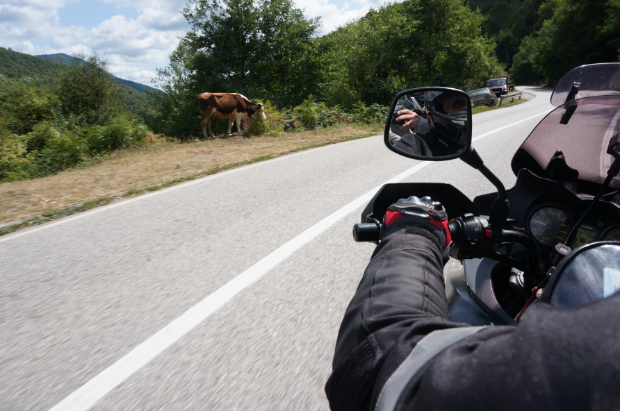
left=0, top=124, right=383, bottom=230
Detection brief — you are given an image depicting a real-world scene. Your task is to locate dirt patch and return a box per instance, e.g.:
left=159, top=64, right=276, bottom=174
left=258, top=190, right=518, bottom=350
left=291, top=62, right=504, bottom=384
left=0, top=124, right=382, bottom=228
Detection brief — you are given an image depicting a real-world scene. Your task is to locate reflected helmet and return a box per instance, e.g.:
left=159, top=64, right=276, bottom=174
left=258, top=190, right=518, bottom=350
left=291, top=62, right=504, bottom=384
left=424, top=91, right=468, bottom=145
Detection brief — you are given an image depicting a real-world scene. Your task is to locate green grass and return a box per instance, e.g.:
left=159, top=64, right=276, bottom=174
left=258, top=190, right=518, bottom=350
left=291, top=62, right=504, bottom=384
left=472, top=93, right=528, bottom=115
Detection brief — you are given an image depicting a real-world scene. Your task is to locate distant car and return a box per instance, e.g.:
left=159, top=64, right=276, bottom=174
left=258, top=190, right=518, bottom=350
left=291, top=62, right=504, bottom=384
left=486, top=77, right=514, bottom=96
left=467, top=87, right=498, bottom=107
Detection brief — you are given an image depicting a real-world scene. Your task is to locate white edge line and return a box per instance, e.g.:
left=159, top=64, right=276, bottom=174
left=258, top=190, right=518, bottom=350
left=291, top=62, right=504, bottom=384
left=48, top=160, right=431, bottom=411
left=48, top=110, right=551, bottom=411
left=0, top=136, right=374, bottom=244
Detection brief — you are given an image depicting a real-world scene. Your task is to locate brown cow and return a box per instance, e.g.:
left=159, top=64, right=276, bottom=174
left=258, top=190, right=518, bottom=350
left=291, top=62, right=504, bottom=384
left=195, top=92, right=266, bottom=139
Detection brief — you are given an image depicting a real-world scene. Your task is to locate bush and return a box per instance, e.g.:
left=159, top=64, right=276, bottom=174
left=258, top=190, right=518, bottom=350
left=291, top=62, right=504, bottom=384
left=0, top=75, right=59, bottom=135
left=293, top=96, right=322, bottom=129
left=350, top=101, right=390, bottom=124
left=85, top=117, right=148, bottom=154
left=245, top=101, right=284, bottom=136
left=0, top=129, right=35, bottom=181
left=293, top=96, right=343, bottom=130
left=36, top=130, right=87, bottom=174
left=25, top=122, right=58, bottom=152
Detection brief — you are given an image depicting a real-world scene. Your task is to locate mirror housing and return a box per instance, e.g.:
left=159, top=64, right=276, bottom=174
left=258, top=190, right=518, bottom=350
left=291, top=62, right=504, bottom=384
left=384, top=87, right=473, bottom=161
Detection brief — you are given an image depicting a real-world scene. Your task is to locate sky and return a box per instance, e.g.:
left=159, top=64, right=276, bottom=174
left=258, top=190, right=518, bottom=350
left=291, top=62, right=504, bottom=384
left=0, top=0, right=388, bottom=86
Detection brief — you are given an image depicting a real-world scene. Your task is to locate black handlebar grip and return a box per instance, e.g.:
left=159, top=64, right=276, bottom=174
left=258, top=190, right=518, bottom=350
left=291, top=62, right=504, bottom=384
left=353, top=223, right=381, bottom=242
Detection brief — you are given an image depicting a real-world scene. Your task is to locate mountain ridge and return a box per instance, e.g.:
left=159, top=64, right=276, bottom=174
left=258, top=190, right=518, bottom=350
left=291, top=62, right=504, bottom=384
left=37, top=53, right=157, bottom=94
left=0, top=47, right=150, bottom=115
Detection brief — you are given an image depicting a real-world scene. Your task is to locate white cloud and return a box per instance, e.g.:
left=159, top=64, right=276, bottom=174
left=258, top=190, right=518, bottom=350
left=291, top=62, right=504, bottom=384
left=0, top=0, right=187, bottom=84
left=294, top=0, right=386, bottom=34
left=0, top=0, right=392, bottom=85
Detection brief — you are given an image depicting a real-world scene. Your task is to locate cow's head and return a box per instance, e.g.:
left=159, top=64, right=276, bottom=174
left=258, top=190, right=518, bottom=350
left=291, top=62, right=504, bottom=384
left=247, top=103, right=266, bottom=120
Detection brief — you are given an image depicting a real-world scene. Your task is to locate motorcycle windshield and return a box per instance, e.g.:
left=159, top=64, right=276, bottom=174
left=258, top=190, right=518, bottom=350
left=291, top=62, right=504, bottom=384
left=512, top=95, right=620, bottom=191
left=551, top=63, right=620, bottom=106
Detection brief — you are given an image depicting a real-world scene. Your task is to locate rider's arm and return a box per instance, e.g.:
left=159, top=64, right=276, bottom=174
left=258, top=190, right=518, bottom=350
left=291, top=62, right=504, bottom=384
left=325, top=217, right=465, bottom=411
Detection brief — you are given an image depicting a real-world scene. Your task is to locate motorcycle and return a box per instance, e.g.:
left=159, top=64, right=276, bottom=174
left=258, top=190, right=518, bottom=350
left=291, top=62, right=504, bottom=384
left=353, top=63, right=620, bottom=325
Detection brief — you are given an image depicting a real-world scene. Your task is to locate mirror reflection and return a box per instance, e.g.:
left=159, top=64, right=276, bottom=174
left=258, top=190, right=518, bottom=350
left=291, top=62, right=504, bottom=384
left=387, top=90, right=470, bottom=159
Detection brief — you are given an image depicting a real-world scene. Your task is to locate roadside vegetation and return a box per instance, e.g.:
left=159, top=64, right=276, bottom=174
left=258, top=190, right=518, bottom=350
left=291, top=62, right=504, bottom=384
left=0, top=123, right=381, bottom=233
left=147, top=0, right=503, bottom=140
left=471, top=95, right=528, bottom=114
left=0, top=56, right=149, bottom=182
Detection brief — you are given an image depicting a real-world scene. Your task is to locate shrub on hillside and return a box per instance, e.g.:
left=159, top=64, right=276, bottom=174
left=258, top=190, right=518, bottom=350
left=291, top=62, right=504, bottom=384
left=0, top=63, right=153, bottom=182
left=36, top=130, right=87, bottom=174
left=85, top=117, right=148, bottom=154
left=0, top=128, right=35, bottom=181
left=0, top=75, right=58, bottom=135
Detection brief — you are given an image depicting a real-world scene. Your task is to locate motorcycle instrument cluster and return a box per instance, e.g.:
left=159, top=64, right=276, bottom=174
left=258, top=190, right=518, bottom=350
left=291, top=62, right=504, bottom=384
left=528, top=205, right=572, bottom=247
left=602, top=224, right=620, bottom=241
left=528, top=204, right=620, bottom=248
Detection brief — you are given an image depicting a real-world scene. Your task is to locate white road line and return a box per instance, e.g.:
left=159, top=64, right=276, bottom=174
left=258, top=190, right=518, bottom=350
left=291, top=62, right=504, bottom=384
left=48, top=110, right=551, bottom=411
left=48, top=161, right=431, bottom=411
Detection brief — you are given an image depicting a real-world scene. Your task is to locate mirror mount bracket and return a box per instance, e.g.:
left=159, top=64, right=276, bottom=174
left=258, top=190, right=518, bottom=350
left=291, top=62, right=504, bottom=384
left=461, top=148, right=509, bottom=232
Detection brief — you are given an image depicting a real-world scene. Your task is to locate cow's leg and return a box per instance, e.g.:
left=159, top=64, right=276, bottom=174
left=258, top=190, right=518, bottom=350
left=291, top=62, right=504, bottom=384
left=235, top=112, right=244, bottom=135
left=201, top=117, right=209, bottom=139
left=208, top=117, right=216, bottom=139
left=227, top=117, right=234, bottom=136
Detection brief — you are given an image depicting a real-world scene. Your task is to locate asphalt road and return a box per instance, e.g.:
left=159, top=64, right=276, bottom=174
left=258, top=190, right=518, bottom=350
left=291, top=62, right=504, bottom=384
left=0, top=87, right=554, bottom=410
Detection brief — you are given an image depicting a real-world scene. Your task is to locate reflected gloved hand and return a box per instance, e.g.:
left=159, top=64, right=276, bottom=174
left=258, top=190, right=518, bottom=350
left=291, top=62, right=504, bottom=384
left=385, top=196, right=452, bottom=247
left=395, top=109, right=421, bottom=130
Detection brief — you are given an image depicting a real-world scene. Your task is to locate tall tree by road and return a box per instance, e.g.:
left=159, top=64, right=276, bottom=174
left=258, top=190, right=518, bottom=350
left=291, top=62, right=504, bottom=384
left=147, top=0, right=319, bottom=138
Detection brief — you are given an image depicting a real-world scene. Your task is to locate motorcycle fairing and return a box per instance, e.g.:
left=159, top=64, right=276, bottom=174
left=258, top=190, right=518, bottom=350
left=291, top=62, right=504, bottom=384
left=512, top=95, right=620, bottom=193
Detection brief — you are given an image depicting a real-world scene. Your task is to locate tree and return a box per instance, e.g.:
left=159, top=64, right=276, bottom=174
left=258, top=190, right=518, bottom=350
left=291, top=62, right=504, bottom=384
left=316, top=0, right=503, bottom=108
left=58, top=54, right=124, bottom=126
left=181, top=0, right=319, bottom=103
left=511, top=0, right=620, bottom=84
left=147, top=0, right=320, bottom=138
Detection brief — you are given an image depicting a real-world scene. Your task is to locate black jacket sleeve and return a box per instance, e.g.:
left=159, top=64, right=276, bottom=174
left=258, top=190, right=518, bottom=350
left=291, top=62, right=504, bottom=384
left=325, top=219, right=467, bottom=411
left=326, top=220, right=620, bottom=411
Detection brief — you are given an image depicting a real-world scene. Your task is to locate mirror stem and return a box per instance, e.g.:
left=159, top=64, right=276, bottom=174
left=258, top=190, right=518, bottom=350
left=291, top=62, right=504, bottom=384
left=461, top=148, right=509, bottom=231
left=461, top=148, right=506, bottom=200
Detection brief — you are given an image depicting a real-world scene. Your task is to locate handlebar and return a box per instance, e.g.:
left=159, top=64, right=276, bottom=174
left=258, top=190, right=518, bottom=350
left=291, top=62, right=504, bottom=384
left=353, top=213, right=544, bottom=282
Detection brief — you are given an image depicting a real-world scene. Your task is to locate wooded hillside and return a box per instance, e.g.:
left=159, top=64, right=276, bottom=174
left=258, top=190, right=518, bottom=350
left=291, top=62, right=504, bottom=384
left=467, top=0, right=620, bottom=84
left=0, top=48, right=151, bottom=115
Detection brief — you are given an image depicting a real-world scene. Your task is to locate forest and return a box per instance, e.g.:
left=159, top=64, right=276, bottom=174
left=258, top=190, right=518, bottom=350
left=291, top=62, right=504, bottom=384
left=470, top=0, right=620, bottom=84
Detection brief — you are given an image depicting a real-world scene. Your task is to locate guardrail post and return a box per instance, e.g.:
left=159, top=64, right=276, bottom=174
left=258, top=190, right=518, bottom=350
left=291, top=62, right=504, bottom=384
left=499, top=91, right=523, bottom=106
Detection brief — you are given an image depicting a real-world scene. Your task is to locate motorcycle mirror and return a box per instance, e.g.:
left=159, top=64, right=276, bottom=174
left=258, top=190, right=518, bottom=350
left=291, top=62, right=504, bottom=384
left=385, top=87, right=472, bottom=161
left=541, top=241, right=620, bottom=308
